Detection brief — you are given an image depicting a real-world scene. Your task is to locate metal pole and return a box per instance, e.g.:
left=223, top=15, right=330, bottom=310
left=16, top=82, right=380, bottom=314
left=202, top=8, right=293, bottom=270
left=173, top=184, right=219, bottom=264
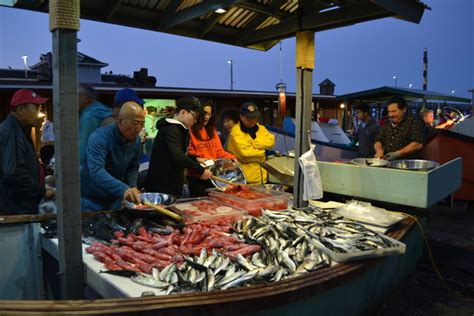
left=230, top=60, right=234, bottom=90
left=22, top=56, right=28, bottom=81
left=422, top=48, right=428, bottom=111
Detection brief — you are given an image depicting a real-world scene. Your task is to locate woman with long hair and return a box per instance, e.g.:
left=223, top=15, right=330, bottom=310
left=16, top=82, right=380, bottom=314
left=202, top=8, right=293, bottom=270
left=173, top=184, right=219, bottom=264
left=187, top=99, right=236, bottom=197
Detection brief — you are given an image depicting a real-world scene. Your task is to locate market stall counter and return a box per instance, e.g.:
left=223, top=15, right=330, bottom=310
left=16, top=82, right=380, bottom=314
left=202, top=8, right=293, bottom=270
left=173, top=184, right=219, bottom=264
left=0, top=213, right=422, bottom=315
left=265, top=156, right=462, bottom=209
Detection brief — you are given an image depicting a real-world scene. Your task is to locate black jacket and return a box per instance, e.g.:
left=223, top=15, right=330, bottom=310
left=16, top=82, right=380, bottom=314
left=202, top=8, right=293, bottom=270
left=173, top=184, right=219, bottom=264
left=144, top=118, right=204, bottom=197
left=0, top=114, right=45, bottom=214
left=354, top=118, right=380, bottom=158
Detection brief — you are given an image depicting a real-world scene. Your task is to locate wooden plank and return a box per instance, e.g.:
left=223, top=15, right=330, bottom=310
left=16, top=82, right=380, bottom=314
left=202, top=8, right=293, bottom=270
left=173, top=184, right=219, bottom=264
left=0, top=213, right=55, bottom=224
left=293, top=48, right=314, bottom=207
left=240, top=5, right=390, bottom=46
left=52, top=28, right=84, bottom=300
left=235, top=0, right=289, bottom=19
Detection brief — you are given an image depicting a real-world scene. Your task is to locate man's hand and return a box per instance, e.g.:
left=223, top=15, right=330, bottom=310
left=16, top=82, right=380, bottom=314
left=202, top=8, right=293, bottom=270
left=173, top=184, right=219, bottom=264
left=383, top=151, right=401, bottom=161
left=374, top=150, right=384, bottom=159
left=124, top=187, right=141, bottom=203
left=200, top=169, right=213, bottom=180
left=196, top=157, right=207, bottom=164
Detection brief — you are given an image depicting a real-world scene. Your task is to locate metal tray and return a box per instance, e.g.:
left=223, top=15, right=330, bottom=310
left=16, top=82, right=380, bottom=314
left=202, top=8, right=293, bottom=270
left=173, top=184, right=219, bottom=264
left=310, top=233, right=406, bottom=263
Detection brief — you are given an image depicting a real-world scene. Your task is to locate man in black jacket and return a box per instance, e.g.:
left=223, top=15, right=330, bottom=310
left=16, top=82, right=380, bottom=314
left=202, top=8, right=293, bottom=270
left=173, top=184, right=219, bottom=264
left=144, top=96, right=212, bottom=197
left=0, top=89, right=51, bottom=214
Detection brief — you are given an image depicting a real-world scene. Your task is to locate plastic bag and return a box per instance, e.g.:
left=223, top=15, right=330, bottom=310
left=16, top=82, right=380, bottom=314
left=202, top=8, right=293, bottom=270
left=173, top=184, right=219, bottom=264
left=298, top=148, right=323, bottom=200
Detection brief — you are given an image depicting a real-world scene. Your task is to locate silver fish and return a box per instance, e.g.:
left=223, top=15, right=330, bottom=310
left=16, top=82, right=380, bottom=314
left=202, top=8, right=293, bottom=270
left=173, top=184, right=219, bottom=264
left=206, top=268, right=215, bottom=291
left=214, top=256, right=230, bottom=275
left=221, top=270, right=259, bottom=290
left=216, top=270, right=247, bottom=288
left=278, top=249, right=296, bottom=272
left=236, top=254, right=257, bottom=271
left=131, top=274, right=169, bottom=289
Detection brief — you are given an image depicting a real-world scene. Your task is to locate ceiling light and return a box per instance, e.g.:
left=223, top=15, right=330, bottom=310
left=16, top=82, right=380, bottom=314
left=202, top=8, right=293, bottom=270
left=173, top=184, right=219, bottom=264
left=215, top=8, right=226, bottom=14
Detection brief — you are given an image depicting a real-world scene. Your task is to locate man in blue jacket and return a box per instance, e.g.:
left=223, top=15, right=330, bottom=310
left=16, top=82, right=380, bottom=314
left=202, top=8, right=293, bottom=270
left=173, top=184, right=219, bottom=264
left=80, top=102, right=144, bottom=211
left=0, top=89, right=51, bottom=214
left=79, top=83, right=112, bottom=165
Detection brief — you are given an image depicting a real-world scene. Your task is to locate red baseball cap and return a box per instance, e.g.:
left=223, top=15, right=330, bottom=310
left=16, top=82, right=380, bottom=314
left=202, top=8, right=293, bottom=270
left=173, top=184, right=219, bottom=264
left=10, top=89, right=49, bottom=108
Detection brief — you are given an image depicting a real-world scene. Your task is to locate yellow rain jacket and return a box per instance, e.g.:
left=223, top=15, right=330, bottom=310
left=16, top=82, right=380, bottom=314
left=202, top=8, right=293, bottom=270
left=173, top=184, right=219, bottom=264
left=227, top=122, right=275, bottom=185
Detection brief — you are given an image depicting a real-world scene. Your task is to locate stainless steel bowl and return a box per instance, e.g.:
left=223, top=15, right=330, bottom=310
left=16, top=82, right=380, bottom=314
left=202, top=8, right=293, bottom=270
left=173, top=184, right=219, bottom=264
left=351, top=158, right=389, bottom=167
left=264, top=184, right=289, bottom=192
left=388, top=159, right=439, bottom=171
left=210, top=159, right=246, bottom=188
left=123, top=192, right=177, bottom=210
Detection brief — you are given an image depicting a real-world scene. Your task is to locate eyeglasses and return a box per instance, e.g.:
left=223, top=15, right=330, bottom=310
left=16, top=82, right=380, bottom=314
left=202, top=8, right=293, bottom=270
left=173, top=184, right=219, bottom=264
left=187, top=110, right=199, bottom=121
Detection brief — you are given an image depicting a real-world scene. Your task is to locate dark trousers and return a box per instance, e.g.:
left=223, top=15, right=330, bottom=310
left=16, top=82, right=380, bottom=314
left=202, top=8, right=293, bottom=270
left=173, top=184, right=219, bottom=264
left=187, top=176, right=213, bottom=197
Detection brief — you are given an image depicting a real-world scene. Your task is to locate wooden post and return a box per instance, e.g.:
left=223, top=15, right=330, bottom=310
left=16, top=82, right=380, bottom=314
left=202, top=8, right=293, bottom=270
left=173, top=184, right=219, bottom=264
left=50, top=0, right=84, bottom=299
left=294, top=31, right=314, bottom=208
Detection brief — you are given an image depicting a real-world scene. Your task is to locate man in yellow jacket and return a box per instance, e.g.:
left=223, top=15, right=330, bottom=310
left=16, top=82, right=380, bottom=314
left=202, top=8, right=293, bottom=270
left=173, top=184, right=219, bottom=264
left=227, top=102, right=275, bottom=185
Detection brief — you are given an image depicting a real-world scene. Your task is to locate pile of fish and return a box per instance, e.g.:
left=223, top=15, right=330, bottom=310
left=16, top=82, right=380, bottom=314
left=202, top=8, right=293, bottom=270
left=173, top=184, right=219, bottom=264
left=85, top=207, right=403, bottom=294
left=130, top=248, right=280, bottom=294
left=234, top=210, right=332, bottom=280
left=247, top=208, right=399, bottom=255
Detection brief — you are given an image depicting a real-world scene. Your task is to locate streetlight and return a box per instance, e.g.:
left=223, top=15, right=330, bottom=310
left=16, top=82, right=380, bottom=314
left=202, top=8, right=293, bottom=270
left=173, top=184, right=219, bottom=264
left=451, top=90, right=455, bottom=94
left=392, top=75, right=397, bottom=87
left=227, top=60, right=234, bottom=90
left=409, top=83, right=413, bottom=88
left=21, top=55, right=28, bottom=81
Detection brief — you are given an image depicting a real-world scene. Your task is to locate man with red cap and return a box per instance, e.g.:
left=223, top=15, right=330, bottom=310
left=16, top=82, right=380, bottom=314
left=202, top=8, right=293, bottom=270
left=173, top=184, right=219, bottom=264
left=0, top=89, right=51, bottom=214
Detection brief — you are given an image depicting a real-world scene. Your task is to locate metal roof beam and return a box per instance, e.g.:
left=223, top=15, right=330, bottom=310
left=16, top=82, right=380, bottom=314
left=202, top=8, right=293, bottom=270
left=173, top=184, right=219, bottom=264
left=158, top=0, right=244, bottom=31
left=372, top=0, right=425, bottom=23
left=240, top=4, right=390, bottom=45
left=234, top=0, right=287, bottom=45
left=105, top=0, right=123, bottom=21
left=235, top=1, right=290, bottom=19
left=199, top=13, right=221, bottom=38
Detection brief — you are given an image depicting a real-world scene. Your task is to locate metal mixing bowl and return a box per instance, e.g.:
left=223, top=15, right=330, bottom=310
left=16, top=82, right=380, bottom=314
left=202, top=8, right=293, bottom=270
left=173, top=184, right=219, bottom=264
left=123, top=192, right=177, bottom=210
left=388, top=159, right=439, bottom=171
left=211, top=159, right=246, bottom=188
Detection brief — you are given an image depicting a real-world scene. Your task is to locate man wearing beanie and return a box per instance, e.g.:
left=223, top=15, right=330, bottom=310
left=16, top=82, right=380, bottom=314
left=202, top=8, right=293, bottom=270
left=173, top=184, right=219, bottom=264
left=102, top=88, right=144, bottom=127
left=0, top=89, right=52, bottom=214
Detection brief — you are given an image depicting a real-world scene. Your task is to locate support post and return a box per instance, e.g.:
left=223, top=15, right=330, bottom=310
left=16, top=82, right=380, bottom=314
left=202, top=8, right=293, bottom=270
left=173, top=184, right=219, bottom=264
left=294, top=31, right=315, bottom=208
left=50, top=0, right=83, bottom=299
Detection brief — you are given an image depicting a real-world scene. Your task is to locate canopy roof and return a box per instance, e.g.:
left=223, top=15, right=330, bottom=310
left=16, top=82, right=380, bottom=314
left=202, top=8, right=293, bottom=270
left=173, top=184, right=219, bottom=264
left=8, top=0, right=428, bottom=51
left=337, top=86, right=471, bottom=103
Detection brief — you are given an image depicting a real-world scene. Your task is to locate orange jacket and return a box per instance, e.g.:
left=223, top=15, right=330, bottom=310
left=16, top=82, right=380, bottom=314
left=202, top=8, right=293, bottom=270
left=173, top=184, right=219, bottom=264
left=188, top=127, right=236, bottom=177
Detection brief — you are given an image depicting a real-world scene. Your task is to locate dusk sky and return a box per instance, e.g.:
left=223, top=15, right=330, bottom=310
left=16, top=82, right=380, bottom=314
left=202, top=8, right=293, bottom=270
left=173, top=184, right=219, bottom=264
left=0, top=0, right=472, bottom=98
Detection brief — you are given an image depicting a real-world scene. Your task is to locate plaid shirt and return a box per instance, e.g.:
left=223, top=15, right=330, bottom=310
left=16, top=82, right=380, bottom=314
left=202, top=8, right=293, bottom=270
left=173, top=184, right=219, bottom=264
left=376, top=115, right=424, bottom=158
